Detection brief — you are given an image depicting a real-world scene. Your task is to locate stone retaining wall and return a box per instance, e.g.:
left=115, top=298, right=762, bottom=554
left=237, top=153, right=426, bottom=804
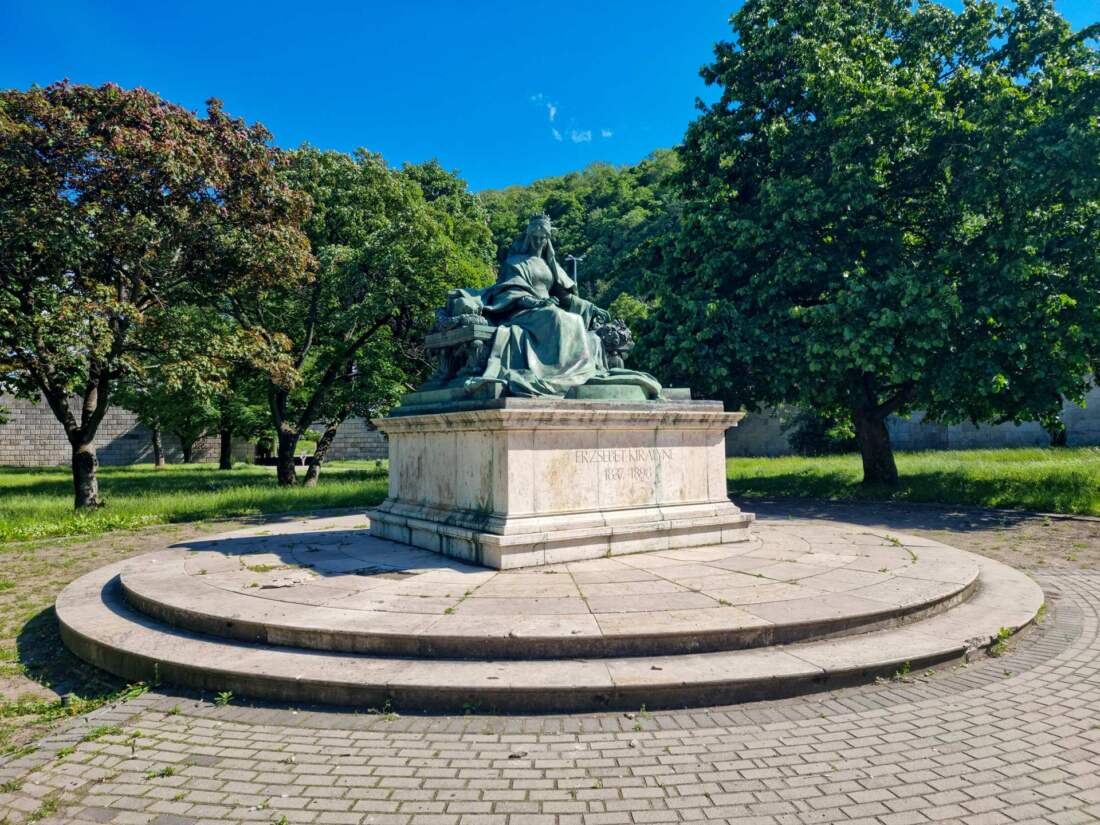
left=0, top=395, right=249, bottom=467
left=0, top=395, right=387, bottom=468
left=726, top=386, right=1100, bottom=456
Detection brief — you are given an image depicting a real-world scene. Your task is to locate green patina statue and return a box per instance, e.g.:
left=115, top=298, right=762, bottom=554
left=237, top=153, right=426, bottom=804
left=420, top=214, right=663, bottom=403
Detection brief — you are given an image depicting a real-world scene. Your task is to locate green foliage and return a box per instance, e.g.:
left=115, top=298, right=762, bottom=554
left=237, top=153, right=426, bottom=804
left=0, top=82, right=311, bottom=504
left=239, top=147, right=493, bottom=483
left=780, top=407, right=857, bottom=456
left=726, top=447, right=1100, bottom=515
left=990, top=626, right=1013, bottom=657
left=0, top=462, right=388, bottom=542
left=651, top=0, right=1100, bottom=483
left=479, top=150, right=681, bottom=310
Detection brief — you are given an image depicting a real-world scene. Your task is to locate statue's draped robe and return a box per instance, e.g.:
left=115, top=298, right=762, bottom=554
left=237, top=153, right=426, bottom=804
left=453, top=252, right=662, bottom=398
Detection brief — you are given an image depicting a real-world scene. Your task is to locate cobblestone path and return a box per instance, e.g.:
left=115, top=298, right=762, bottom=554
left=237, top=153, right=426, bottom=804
left=1, top=567, right=1097, bottom=825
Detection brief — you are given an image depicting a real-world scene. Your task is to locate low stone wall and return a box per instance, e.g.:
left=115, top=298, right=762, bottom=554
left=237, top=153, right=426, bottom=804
left=0, top=394, right=387, bottom=468
left=726, top=386, right=1100, bottom=456
left=322, top=418, right=388, bottom=462
left=0, top=395, right=250, bottom=467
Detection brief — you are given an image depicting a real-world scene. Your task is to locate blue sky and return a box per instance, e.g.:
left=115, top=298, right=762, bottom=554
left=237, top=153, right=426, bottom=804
left=2, top=1, right=1096, bottom=191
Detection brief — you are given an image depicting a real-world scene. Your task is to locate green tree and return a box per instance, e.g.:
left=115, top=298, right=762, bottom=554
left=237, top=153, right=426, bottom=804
left=115, top=306, right=279, bottom=466
left=0, top=82, right=310, bottom=506
left=232, top=148, right=493, bottom=486
left=214, top=372, right=270, bottom=470
left=652, top=0, right=1100, bottom=484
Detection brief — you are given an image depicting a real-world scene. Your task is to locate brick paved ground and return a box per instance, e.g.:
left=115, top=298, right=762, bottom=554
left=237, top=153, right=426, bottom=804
left=2, top=547, right=1098, bottom=823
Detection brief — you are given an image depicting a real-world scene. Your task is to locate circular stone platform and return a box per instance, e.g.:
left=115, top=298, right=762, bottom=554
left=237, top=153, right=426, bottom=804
left=117, top=515, right=979, bottom=658
left=56, top=513, right=1043, bottom=712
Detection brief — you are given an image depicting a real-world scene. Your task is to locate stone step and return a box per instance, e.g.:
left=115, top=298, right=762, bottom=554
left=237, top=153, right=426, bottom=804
left=117, top=545, right=979, bottom=659
left=57, top=553, right=1042, bottom=713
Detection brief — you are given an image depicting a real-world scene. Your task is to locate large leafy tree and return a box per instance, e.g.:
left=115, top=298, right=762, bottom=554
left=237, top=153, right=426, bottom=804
left=0, top=82, right=311, bottom=506
left=233, top=148, right=493, bottom=486
left=651, top=0, right=1100, bottom=484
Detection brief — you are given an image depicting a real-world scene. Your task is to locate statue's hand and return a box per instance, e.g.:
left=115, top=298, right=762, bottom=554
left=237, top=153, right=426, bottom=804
left=592, top=306, right=611, bottom=325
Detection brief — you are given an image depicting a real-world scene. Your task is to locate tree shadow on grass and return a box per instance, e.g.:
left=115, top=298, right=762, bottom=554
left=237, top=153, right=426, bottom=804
left=730, top=467, right=1097, bottom=519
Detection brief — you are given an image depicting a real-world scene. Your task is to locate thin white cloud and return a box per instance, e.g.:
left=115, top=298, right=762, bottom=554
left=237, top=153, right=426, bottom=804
left=532, top=95, right=602, bottom=145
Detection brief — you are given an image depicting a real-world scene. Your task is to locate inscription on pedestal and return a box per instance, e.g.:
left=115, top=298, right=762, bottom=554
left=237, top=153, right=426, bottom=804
left=575, top=447, right=673, bottom=482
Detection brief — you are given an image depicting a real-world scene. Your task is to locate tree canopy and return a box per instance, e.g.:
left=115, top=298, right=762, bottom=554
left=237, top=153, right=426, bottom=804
left=0, top=82, right=311, bottom=505
left=646, top=0, right=1100, bottom=484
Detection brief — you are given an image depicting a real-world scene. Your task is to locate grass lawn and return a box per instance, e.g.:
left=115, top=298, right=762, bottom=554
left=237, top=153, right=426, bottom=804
left=728, top=447, right=1100, bottom=516
left=0, top=460, right=389, bottom=543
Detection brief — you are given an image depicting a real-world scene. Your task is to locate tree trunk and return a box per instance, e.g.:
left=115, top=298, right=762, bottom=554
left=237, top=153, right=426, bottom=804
left=219, top=428, right=233, bottom=470
left=151, top=427, right=165, bottom=468
left=180, top=439, right=195, bottom=464
left=72, top=442, right=101, bottom=509
left=303, top=422, right=342, bottom=488
left=853, top=409, right=898, bottom=486
left=276, top=430, right=299, bottom=487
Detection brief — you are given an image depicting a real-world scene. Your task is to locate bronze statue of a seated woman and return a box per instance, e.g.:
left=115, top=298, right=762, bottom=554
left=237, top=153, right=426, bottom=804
left=445, top=214, right=662, bottom=399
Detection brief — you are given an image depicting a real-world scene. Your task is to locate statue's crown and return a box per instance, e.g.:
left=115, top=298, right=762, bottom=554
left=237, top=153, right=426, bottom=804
left=527, top=213, right=552, bottom=232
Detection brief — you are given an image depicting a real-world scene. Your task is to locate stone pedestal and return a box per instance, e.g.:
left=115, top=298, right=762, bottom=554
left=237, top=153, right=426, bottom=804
left=367, top=399, right=754, bottom=569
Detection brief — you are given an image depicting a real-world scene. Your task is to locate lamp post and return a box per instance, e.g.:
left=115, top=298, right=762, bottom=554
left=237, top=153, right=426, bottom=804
left=565, top=253, right=586, bottom=297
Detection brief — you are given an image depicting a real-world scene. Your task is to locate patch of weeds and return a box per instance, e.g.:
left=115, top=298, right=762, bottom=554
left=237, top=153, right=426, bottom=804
left=989, top=626, right=1012, bottom=657
left=369, top=699, right=399, bottom=721
left=893, top=661, right=911, bottom=680
left=0, top=580, right=14, bottom=592
left=0, top=778, right=24, bottom=793
left=27, top=793, right=61, bottom=821
left=638, top=704, right=650, bottom=719
left=81, top=725, right=122, bottom=743
left=145, top=765, right=176, bottom=780
left=717, top=598, right=732, bottom=607
left=213, top=691, right=233, bottom=707
left=1035, top=602, right=1048, bottom=624
left=244, top=563, right=289, bottom=573
left=172, top=791, right=187, bottom=801
left=883, top=534, right=902, bottom=547
left=272, top=816, right=290, bottom=825
left=632, top=721, right=643, bottom=732
left=54, top=745, right=75, bottom=759
left=167, top=704, right=181, bottom=716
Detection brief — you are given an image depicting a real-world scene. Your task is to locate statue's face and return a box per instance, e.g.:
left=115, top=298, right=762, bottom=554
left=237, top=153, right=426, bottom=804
left=528, top=226, right=550, bottom=252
